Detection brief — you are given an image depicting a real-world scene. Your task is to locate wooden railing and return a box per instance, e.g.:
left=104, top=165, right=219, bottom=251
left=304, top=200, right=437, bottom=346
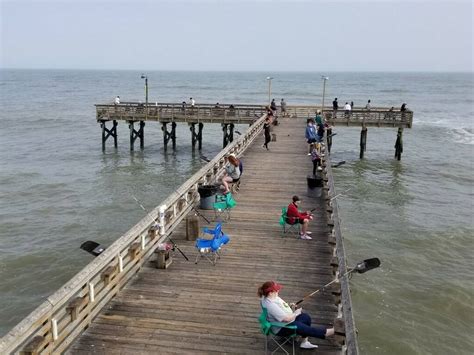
left=0, top=115, right=267, bottom=355
left=320, top=139, right=358, bottom=354
left=286, top=106, right=413, bottom=128
left=96, top=102, right=267, bottom=123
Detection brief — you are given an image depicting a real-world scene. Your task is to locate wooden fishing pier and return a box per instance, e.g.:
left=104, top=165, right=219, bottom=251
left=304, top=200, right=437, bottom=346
left=1, top=103, right=413, bottom=354
left=96, top=102, right=412, bottom=159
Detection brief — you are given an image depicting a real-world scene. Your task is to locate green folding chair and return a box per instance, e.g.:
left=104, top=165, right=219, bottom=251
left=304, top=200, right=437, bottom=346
left=279, top=207, right=300, bottom=237
left=258, top=307, right=297, bottom=355
left=213, top=192, right=236, bottom=222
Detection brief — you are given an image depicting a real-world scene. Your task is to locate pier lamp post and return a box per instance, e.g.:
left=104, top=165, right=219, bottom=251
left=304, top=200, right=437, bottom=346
left=266, top=76, right=273, bottom=105
left=321, top=75, right=329, bottom=114
left=141, top=74, right=148, bottom=119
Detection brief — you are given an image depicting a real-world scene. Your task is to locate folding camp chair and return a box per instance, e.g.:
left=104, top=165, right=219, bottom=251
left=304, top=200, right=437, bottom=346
left=195, top=222, right=230, bottom=265
left=213, top=192, right=236, bottom=222
left=258, top=307, right=297, bottom=355
left=279, top=207, right=301, bottom=237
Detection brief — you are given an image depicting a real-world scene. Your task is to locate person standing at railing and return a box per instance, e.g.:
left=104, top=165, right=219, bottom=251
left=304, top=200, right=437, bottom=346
left=332, top=98, right=338, bottom=118
left=344, top=102, right=352, bottom=118
left=365, top=99, right=371, bottom=110
left=189, top=97, right=195, bottom=107
left=280, top=98, right=287, bottom=117
left=315, top=110, right=323, bottom=125
left=400, top=103, right=407, bottom=121
left=262, top=116, right=272, bottom=150
left=305, top=119, right=318, bottom=155
left=114, top=96, right=120, bottom=105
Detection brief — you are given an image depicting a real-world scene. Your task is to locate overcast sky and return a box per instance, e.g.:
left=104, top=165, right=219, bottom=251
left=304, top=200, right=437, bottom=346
left=1, top=0, right=472, bottom=71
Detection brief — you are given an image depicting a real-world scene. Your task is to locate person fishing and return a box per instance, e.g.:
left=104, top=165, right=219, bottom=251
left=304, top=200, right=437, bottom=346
left=310, top=143, right=322, bottom=176
left=263, top=116, right=271, bottom=150
left=258, top=281, right=335, bottom=349
left=221, top=154, right=240, bottom=194
left=305, top=118, right=317, bottom=155
left=286, top=195, right=313, bottom=240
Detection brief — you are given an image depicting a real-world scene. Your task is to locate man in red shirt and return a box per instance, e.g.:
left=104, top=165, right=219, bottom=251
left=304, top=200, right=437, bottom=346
left=286, top=195, right=313, bottom=240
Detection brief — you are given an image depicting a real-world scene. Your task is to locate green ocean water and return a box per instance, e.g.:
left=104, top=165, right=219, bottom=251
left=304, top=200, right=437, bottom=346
left=0, top=70, right=472, bottom=354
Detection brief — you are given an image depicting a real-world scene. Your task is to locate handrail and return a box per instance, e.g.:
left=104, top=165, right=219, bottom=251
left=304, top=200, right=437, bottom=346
left=0, top=115, right=267, bottom=354
left=322, top=139, right=359, bottom=355
left=95, top=103, right=266, bottom=122
left=287, top=106, right=413, bottom=128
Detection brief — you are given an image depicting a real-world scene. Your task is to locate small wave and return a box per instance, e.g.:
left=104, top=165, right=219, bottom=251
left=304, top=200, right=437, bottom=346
left=450, top=127, right=474, bottom=145
left=379, top=88, right=408, bottom=93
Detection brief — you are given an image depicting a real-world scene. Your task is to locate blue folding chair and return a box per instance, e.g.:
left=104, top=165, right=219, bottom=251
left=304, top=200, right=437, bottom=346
left=195, top=222, right=230, bottom=265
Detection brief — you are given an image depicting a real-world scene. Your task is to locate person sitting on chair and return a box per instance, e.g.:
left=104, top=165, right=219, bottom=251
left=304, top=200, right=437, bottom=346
left=287, top=195, right=313, bottom=240
left=258, top=281, right=334, bottom=349
left=221, top=154, right=240, bottom=194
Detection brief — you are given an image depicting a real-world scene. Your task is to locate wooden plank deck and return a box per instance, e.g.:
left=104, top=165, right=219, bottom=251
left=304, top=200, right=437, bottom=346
left=68, top=118, right=342, bottom=354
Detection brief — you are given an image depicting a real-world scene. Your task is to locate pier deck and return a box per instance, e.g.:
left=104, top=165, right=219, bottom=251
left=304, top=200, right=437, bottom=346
left=68, top=118, right=341, bottom=354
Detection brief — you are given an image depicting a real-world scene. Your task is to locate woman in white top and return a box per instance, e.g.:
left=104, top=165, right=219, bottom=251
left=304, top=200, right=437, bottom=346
left=258, top=281, right=334, bottom=349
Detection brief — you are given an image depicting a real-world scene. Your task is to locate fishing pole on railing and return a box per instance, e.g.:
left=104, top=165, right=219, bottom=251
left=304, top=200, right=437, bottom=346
left=131, top=194, right=190, bottom=261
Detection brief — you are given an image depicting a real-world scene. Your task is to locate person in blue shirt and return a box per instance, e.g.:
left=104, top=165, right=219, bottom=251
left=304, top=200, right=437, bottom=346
left=305, top=119, right=317, bottom=155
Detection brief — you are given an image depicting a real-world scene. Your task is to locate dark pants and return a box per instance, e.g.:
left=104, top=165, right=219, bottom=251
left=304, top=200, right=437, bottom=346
left=277, top=313, right=326, bottom=339
left=264, top=133, right=271, bottom=148
left=312, top=159, right=321, bottom=175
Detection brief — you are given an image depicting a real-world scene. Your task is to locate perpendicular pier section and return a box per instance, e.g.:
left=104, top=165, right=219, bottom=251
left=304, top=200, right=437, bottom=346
left=96, top=103, right=265, bottom=151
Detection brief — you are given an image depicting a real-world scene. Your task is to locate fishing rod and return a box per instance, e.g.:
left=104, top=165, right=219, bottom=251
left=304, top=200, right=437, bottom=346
left=131, top=194, right=190, bottom=261
left=172, top=188, right=212, bottom=224
left=294, top=258, right=381, bottom=306
left=330, top=187, right=352, bottom=201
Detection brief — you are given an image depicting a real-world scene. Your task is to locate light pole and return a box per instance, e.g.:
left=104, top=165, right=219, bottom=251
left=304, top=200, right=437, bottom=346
left=266, top=76, right=273, bottom=105
left=321, top=75, right=329, bottom=114
left=141, top=74, right=148, bottom=119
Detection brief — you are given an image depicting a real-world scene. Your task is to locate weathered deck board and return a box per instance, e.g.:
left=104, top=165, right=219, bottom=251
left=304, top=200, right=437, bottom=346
left=68, top=118, right=341, bottom=354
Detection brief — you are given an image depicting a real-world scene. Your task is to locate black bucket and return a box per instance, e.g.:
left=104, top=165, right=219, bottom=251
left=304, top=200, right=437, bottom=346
left=307, top=174, right=323, bottom=198
left=198, top=185, right=219, bottom=209
left=307, top=174, right=323, bottom=188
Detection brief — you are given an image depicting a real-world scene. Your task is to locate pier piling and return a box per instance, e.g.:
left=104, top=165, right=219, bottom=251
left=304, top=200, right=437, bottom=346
left=222, top=123, right=234, bottom=148
left=100, top=120, right=118, bottom=150
left=162, top=122, right=177, bottom=151
left=395, top=127, right=403, bottom=160
left=128, top=121, right=145, bottom=151
left=360, top=127, right=367, bottom=159
left=190, top=122, right=204, bottom=150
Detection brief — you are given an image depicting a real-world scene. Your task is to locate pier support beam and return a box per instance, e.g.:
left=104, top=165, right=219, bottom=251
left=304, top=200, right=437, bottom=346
left=360, top=126, right=367, bottom=159
left=128, top=121, right=145, bottom=151
left=327, top=127, right=333, bottom=153
left=394, top=127, right=403, bottom=160
left=100, top=120, right=118, bottom=150
left=162, top=122, right=177, bottom=151
left=222, top=123, right=234, bottom=148
left=190, top=122, right=204, bottom=150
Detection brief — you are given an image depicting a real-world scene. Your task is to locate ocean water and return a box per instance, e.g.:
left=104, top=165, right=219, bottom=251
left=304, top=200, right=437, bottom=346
left=0, top=70, right=472, bottom=354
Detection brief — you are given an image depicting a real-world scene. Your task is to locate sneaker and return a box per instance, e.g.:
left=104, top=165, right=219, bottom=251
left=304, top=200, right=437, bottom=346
left=305, top=231, right=312, bottom=235
left=307, top=153, right=311, bottom=156
left=317, top=166, right=323, bottom=171
left=300, top=340, right=318, bottom=349
left=300, top=234, right=312, bottom=240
